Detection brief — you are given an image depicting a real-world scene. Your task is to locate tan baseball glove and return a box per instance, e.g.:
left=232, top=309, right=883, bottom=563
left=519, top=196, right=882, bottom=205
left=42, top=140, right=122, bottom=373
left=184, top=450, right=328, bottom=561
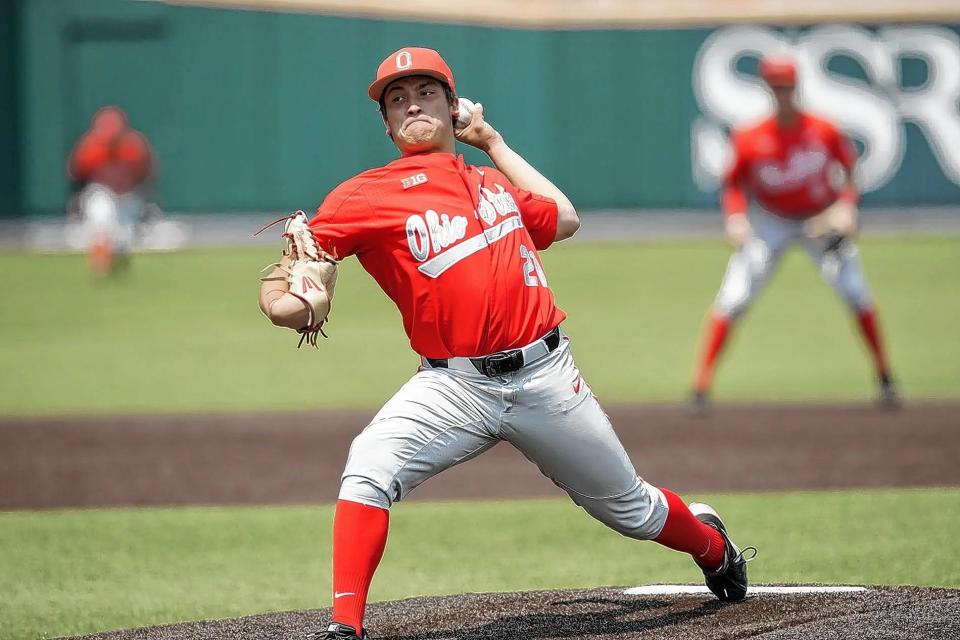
left=257, top=211, right=339, bottom=347
left=281, top=210, right=322, bottom=261
left=286, top=257, right=338, bottom=347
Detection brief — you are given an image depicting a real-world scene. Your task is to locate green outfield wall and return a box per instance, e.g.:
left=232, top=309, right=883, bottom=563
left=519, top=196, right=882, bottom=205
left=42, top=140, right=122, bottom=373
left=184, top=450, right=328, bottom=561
left=6, top=0, right=960, bottom=216
left=0, top=0, right=22, bottom=216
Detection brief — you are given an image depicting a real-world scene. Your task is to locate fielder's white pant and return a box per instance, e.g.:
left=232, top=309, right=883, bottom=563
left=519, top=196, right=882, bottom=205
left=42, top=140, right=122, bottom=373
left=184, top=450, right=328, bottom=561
left=714, top=207, right=874, bottom=318
left=79, top=183, right=144, bottom=255
left=339, top=335, right=669, bottom=541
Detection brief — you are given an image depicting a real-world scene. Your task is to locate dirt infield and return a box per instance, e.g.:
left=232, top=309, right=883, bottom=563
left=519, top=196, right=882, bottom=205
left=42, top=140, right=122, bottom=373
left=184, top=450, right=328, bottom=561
left=72, top=586, right=960, bottom=640
left=8, top=403, right=958, bottom=640
left=1, top=402, right=958, bottom=510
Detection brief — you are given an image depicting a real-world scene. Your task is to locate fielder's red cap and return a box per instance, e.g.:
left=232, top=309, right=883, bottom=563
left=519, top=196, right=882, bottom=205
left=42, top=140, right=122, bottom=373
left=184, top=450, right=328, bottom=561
left=368, top=47, right=456, bottom=102
left=90, top=105, right=128, bottom=133
left=759, top=55, right=798, bottom=87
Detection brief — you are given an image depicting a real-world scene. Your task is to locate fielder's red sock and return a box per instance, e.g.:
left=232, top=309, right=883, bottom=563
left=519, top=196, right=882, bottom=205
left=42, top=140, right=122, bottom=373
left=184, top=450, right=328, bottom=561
left=693, top=313, right=732, bottom=393
left=653, top=488, right=726, bottom=570
left=855, top=307, right=891, bottom=379
left=332, top=499, right=389, bottom=632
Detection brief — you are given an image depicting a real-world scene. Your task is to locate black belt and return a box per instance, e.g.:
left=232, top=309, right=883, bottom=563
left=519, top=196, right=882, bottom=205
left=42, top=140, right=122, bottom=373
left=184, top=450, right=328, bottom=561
left=426, top=326, right=562, bottom=377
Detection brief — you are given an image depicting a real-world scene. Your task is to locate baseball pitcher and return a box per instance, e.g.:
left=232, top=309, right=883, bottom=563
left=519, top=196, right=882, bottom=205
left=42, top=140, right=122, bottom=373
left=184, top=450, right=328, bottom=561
left=690, top=55, right=899, bottom=413
left=259, top=48, right=756, bottom=640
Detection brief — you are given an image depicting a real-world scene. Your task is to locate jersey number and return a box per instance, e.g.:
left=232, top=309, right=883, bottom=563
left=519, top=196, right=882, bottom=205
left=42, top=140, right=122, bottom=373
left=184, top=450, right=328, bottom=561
left=519, top=244, right=548, bottom=287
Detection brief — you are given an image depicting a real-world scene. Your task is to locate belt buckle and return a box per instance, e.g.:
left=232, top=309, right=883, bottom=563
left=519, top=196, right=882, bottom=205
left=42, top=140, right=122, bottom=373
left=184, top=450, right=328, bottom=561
left=478, top=350, right=523, bottom=376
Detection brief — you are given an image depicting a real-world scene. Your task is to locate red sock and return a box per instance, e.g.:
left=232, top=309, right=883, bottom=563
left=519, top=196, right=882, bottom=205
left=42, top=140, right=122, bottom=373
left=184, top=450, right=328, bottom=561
left=693, top=313, right=732, bottom=393
left=654, top=488, right=726, bottom=570
left=332, top=499, right=389, bottom=631
left=855, top=307, right=890, bottom=379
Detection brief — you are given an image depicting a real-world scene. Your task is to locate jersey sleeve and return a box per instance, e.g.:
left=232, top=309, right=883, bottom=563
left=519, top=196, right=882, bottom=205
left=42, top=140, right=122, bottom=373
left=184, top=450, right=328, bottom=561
left=308, top=182, right=376, bottom=260
left=824, top=122, right=860, bottom=204
left=115, top=130, right=153, bottom=184
left=721, top=130, right=750, bottom=216
left=515, top=188, right=558, bottom=250
left=827, top=123, right=858, bottom=170
left=67, top=134, right=105, bottom=183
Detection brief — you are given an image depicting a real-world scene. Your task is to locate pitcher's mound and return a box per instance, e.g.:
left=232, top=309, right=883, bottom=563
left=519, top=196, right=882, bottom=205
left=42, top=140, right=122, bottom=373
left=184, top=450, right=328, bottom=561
left=71, top=585, right=960, bottom=640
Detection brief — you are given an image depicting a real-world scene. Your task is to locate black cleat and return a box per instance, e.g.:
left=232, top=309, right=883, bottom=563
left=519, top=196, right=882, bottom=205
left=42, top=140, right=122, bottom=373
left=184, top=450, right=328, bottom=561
left=689, top=502, right=757, bottom=602
left=878, top=374, right=901, bottom=409
left=688, top=390, right=710, bottom=416
left=308, top=623, right=369, bottom=640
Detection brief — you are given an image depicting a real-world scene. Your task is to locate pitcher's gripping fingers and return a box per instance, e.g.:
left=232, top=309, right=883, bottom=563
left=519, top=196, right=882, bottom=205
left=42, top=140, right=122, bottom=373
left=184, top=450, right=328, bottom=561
left=287, top=258, right=339, bottom=332
left=454, top=101, right=501, bottom=152
left=283, top=210, right=322, bottom=261
left=454, top=97, right=476, bottom=132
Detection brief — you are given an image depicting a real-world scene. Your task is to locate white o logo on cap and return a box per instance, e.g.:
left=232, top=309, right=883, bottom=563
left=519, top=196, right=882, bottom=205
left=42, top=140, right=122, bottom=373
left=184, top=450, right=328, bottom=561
left=396, top=51, right=412, bottom=70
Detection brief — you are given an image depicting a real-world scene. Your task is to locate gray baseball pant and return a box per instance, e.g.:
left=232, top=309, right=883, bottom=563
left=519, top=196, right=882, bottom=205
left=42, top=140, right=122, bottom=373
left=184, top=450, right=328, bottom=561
left=338, top=337, right=669, bottom=541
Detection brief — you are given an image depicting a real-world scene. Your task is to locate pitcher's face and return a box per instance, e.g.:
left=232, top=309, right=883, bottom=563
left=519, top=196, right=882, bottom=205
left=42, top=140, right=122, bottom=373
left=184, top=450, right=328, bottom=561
left=382, top=75, right=456, bottom=154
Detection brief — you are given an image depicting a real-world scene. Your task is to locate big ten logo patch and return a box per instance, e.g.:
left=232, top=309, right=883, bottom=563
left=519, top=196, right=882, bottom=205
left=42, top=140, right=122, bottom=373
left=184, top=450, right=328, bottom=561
left=401, top=173, right=428, bottom=189
left=691, top=25, right=960, bottom=193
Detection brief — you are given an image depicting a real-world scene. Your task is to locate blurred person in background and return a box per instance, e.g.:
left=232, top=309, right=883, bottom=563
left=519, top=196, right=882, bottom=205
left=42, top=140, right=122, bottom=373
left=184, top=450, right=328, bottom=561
left=67, top=106, right=158, bottom=276
left=689, top=55, right=899, bottom=413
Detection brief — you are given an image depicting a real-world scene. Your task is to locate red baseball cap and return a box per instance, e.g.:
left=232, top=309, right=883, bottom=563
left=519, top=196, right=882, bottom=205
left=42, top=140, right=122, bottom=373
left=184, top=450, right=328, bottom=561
left=368, top=47, right=456, bottom=102
left=759, top=55, right=797, bottom=87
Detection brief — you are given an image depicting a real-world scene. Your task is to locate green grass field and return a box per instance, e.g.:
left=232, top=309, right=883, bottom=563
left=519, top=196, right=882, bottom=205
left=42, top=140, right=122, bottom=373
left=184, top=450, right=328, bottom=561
left=1, top=489, right=958, bottom=640
left=1, top=235, right=958, bottom=415
left=2, top=235, right=958, bottom=640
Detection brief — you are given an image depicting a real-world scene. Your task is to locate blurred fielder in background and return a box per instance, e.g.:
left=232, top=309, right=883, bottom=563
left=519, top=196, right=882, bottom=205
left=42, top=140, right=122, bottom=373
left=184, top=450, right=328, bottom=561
left=67, top=106, right=157, bottom=276
left=690, top=55, right=900, bottom=413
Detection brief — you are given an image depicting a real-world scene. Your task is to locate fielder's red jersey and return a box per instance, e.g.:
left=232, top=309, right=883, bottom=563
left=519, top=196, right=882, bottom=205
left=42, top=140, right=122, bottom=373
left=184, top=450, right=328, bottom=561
left=68, top=129, right=153, bottom=194
left=308, top=152, right=564, bottom=359
left=722, top=112, right=857, bottom=219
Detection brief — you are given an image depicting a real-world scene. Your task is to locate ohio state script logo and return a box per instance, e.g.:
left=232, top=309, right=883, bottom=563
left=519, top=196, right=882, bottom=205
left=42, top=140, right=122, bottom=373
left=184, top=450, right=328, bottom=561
left=406, top=183, right=521, bottom=278
left=755, top=146, right=829, bottom=191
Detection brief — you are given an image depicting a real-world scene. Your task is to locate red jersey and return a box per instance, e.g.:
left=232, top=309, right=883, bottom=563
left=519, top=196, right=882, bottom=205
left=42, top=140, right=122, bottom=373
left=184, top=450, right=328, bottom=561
left=722, top=112, right=857, bottom=219
left=68, top=129, right=153, bottom=194
left=308, top=152, right=564, bottom=359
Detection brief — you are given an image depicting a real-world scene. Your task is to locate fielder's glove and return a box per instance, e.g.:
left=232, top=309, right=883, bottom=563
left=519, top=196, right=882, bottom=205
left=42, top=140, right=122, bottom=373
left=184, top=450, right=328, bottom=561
left=804, top=200, right=858, bottom=242
left=804, top=200, right=858, bottom=278
left=725, top=213, right=753, bottom=248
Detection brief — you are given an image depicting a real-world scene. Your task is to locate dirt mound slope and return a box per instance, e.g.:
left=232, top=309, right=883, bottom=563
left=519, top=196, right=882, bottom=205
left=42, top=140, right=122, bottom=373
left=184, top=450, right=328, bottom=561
left=69, top=585, right=960, bottom=640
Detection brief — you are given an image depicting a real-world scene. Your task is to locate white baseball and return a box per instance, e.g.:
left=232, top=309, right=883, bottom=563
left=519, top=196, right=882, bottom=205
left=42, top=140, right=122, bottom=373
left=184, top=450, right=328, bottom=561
left=455, top=97, right=476, bottom=130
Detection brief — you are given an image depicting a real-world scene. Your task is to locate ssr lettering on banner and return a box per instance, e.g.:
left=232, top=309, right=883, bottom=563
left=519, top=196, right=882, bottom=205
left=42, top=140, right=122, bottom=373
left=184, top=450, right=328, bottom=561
left=691, top=25, right=960, bottom=193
